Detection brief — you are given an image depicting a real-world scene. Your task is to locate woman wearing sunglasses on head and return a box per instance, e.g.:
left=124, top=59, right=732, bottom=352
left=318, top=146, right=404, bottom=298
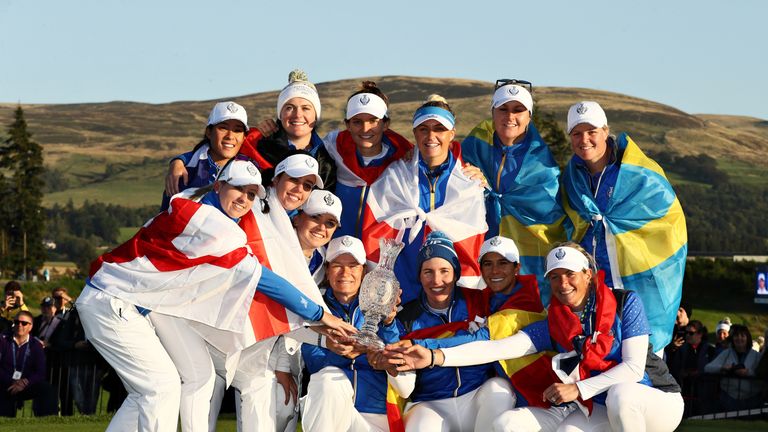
left=460, top=79, right=567, bottom=306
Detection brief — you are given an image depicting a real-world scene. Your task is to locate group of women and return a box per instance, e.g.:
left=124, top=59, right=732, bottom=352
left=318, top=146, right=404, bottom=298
left=75, top=69, right=688, bottom=431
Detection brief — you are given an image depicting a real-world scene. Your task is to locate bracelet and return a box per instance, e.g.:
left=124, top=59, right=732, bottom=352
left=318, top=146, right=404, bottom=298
left=317, top=332, right=323, bottom=347
left=429, top=349, right=436, bottom=369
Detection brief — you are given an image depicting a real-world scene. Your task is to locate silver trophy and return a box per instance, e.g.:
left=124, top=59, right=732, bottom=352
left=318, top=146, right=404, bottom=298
left=354, top=238, right=404, bottom=350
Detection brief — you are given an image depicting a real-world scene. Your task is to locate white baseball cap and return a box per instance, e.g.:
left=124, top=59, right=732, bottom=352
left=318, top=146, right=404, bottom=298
left=207, top=101, right=248, bottom=129
left=492, top=84, right=533, bottom=113
left=274, top=154, right=324, bottom=189
left=478, top=236, right=520, bottom=264
left=345, top=93, right=388, bottom=120
left=217, top=160, right=266, bottom=199
left=545, top=246, right=590, bottom=276
left=326, top=236, right=366, bottom=265
left=567, top=101, right=608, bottom=134
left=716, top=322, right=731, bottom=333
left=301, top=189, right=342, bottom=224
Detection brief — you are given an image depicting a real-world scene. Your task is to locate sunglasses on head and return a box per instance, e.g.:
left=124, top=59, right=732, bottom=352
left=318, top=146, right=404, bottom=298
left=494, top=79, right=533, bottom=93
left=14, top=320, right=31, bottom=327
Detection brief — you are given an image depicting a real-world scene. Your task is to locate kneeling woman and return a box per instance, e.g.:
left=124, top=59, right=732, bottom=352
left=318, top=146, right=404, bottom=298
left=391, top=242, right=684, bottom=432
left=77, top=160, right=354, bottom=432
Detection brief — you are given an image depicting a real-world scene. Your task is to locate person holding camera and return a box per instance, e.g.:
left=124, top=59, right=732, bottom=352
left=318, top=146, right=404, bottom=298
left=1, top=281, right=29, bottom=332
left=704, top=324, right=764, bottom=410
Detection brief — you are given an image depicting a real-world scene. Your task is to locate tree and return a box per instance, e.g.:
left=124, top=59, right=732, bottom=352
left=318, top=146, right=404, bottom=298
left=532, top=99, right=570, bottom=168
left=0, top=106, right=46, bottom=277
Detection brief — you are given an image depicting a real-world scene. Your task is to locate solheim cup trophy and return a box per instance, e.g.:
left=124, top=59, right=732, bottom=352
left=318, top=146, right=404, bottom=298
left=354, top=238, right=404, bottom=350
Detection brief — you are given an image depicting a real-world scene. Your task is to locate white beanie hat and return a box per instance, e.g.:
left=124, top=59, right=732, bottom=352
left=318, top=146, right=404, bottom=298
left=492, top=84, right=533, bottom=113
left=276, top=69, right=322, bottom=121
left=567, top=101, right=608, bottom=134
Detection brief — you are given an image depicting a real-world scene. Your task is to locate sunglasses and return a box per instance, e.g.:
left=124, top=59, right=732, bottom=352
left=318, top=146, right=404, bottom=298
left=14, top=320, right=32, bottom=327
left=494, top=79, right=533, bottom=93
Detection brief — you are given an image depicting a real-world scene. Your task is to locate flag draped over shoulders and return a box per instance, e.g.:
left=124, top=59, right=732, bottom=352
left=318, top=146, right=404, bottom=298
left=324, top=129, right=412, bottom=186
left=88, top=196, right=259, bottom=345
left=361, top=148, right=486, bottom=291
left=562, top=133, right=687, bottom=351
left=461, top=120, right=567, bottom=304
left=486, top=275, right=555, bottom=408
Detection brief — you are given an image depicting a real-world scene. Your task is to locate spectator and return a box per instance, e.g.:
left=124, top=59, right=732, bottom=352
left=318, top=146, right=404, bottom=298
left=33, top=297, right=62, bottom=347
left=714, top=317, right=732, bottom=356
left=668, top=320, right=715, bottom=397
left=704, top=324, right=764, bottom=410
left=665, top=303, right=692, bottom=358
left=1, top=281, right=29, bottom=333
left=0, top=311, right=57, bottom=417
left=51, top=287, right=72, bottom=316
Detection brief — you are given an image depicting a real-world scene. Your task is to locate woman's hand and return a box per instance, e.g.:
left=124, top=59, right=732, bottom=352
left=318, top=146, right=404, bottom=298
left=319, top=311, right=358, bottom=338
left=462, top=163, right=488, bottom=188
left=543, top=383, right=580, bottom=405
left=382, top=289, right=402, bottom=325
left=256, top=119, right=279, bottom=137
left=165, top=159, right=188, bottom=196
left=383, top=342, right=436, bottom=371
left=274, top=371, right=297, bottom=406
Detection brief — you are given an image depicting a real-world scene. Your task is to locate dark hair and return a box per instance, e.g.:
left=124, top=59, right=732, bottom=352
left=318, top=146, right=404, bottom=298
left=679, top=302, right=692, bottom=319
left=4, top=280, right=21, bottom=294
left=347, top=81, right=390, bottom=119
left=687, top=320, right=706, bottom=336
left=417, top=94, right=455, bottom=117
left=728, top=324, right=753, bottom=352
left=15, top=310, right=34, bottom=322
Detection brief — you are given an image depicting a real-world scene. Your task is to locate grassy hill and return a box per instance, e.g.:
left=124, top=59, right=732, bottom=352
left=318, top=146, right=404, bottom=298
left=0, top=76, right=766, bottom=207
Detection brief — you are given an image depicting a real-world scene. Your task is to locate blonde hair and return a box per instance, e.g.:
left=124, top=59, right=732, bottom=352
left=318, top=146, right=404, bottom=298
left=419, top=94, right=455, bottom=117
left=552, top=241, right=597, bottom=273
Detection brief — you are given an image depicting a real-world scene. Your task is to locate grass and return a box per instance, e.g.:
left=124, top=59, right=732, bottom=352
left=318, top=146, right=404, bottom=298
left=117, top=227, right=140, bottom=243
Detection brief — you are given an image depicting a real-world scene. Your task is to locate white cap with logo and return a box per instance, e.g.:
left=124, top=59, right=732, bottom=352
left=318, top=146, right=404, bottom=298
left=301, top=189, right=342, bottom=224
left=345, top=93, right=388, bottom=120
left=326, top=236, right=366, bottom=265
left=492, top=85, right=533, bottom=113
left=274, top=154, right=324, bottom=189
left=208, top=101, right=248, bottom=129
left=478, top=236, right=520, bottom=264
left=567, top=101, right=607, bottom=134
left=217, top=160, right=266, bottom=199
left=545, top=246, right=591, bottom=276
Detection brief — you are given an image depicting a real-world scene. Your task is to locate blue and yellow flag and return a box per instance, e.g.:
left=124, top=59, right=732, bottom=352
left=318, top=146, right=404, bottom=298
left=562, top=133, right=687, bottom=351
left=461, top=120, right=567, bottom=305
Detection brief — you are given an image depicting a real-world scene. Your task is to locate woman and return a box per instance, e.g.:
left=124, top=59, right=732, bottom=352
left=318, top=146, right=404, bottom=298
left=388, top=232, right=515, bottom=431
left=561, top=100, right=687, bottom=353
left=162, top=101, right=248, bottom=209
left=294, top=189, right=342, bottom=284
left=323, top=81, right=413, bottom=237
left=301, top=235, right=405, bottom=432
left=77, top=160, right=354, bottom=432
left=704, top=324, right=763, bottom=410
left=389, top=242, right=684, bottom=432
left=461, top=79, right=567, bottom=305
left=362, top=95, right=487, bottom=304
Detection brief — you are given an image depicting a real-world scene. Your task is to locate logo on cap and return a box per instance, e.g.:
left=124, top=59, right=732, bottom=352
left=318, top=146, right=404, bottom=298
left=226, top=102, right=239, bottom=113
left=490, top=237, right=501, bottom=246
left=341, top=237, right=353, bottom=247
left=423, top=247, right=432, bottom=259
left=576, top=103, right=588, bottom=115
left=246, top=164, right=258, bottom=176
left=507, top=87, right=520, bottom=96
left=555, top=248, right=566, bottom=259
left=305, top=158, right=316, bottom=168
left=323, top=193, right=335, bottom=206
left=359, top=95, right=370, bottom=105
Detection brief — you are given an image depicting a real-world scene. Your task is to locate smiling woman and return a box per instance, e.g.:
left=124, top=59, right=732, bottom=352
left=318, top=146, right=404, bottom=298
left=293, top=189, right=342, bottom=284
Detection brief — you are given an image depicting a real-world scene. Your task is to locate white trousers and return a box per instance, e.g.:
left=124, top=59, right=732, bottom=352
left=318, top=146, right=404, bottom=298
left=404, top=377, right=516, bottom=432
left=77, top=287, right=180, bottom=432
left=301, top=366, right=389, bottom=432
left=150, top=312, right=215, bottom=432
left=492, top=382, right=684, bottom=432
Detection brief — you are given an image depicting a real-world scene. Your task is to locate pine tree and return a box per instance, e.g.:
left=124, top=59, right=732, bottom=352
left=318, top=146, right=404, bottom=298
left=0, top=106, right=46, bottom=278
left=532, top=101, right=570, bottom=168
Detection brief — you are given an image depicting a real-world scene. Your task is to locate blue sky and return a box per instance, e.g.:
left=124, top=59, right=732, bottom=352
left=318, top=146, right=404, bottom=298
left=2, top=0, right=766, bottom=119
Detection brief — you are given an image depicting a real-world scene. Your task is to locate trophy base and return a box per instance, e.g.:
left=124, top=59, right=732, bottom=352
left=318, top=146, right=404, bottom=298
left=353, top=331, right=385, bottom=350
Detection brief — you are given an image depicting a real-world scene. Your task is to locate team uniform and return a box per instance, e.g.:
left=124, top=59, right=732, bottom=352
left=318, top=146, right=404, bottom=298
left=361, top=146, right=486, bottom=304
left=461, top=120, right=566, bottom=305
left=301, top=289, right=400, bottom=432
left=161, top=144, right=220, bottom=211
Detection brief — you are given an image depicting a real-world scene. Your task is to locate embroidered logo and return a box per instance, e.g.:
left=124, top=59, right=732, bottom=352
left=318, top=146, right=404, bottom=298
left=246, top=164, right=259, bottom=177
left=555, top=248, right=566, bottom=260
left=341, top=237, right=353, bottom=247
left=226, top=102, right=239, bottom=113
left=507, top=86, right=520, bottom=96
left=490, top=237, right=501, bottom=246
left=323, top=193, right=335, bottom=206
left=359, top=95, right=370, bottom=105
left=576, top=103, right=588, bottom=115
left=423, top=247, right=433, bottom=259
left=305, top=158, right=316, bottom=168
